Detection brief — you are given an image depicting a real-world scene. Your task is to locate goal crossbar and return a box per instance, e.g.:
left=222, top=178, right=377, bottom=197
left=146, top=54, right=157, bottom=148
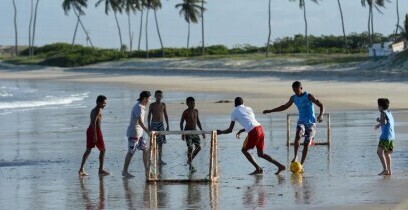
left=146, top=130, right=219, bottom=183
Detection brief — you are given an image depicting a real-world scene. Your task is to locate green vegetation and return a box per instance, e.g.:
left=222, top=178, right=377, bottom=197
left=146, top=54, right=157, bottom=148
left=3, top=32, right=394, bottom=67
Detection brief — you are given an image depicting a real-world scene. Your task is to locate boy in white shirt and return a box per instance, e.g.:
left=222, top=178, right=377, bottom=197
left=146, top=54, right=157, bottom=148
left=217, top=97, right=286, bottom=175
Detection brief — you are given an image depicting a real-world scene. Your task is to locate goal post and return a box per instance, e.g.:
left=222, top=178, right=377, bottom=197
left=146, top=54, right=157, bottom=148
left=147, top=130, right=219, bottom=183
left=286, top=113, right=331, bottom=146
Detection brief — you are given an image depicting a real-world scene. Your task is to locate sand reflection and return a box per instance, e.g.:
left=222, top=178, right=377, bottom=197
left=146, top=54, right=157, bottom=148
left=79, top=176, right=106, bottom=210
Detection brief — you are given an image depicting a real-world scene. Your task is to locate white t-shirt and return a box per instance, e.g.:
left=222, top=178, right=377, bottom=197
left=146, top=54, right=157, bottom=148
left=231, top=105, right=260, bottom=132
left=127, top=102, right=145, bottom=138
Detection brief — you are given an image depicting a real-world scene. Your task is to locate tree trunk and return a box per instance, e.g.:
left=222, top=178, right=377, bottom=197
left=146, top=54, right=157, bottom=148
left=73, top=8, right=94, bottom=48
left=187, top=22, right=190, bottom=49
left=368, top=7, right=372, bottom=46
left=370, top=6, right=374, bottom=43
left=28, top=0, right=34, bottom=57
left=145, top=8, right=149, bottom=58
left=201, top=0, right=205, bottom=55
left=72, top=8, right=80, bottom=46
left=337, top=0, right=347, bottom=48
left=31, top=0, right=40, bottom=56
left=154, top=9, right=164, bottom=57
left=395, top=0, right=400, bottom=35
left=114, top=11, right=123, bottom=51
left=12, top=0, right=18, bottom=56
left=128, top=13, right=133, bottom=52
left=138, top=10, right=144, bottom=52
left=303, top=0, right=308, bottom=53
left=266, top=0, right=271, bottom=57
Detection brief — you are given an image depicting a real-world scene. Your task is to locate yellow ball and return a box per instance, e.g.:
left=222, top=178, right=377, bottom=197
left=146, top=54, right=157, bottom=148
left=290, top=161, right=303, bottom=174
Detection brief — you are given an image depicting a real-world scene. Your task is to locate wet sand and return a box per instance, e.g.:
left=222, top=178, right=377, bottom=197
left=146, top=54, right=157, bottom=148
left=1, top=64, right=408, bottom=209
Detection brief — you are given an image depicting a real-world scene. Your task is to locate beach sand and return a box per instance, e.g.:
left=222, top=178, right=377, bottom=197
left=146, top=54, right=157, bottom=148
left=1, top=60, right=408, bottom=209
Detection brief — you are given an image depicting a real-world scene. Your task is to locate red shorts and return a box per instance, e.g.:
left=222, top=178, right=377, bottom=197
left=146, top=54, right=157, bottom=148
left=243, top=126, right=265, bottom=151
left=86, top=127, right=105, bottom=151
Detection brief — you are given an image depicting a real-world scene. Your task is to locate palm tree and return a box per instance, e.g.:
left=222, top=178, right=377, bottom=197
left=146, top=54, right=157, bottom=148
left=123, top=0, right=140, bottom=51
left=62, top=0, right=94, bottom=47
left=145, top=0, right=164, bottom=57
left=290, top=0, right=319, bottom=53
left=29, top=0, right=33, bottom=57
left=336, top=0, right=347, bottom=48
left=31, top=0, right=40, bottom=56
left=175, top=0, right=205, bottom=49
left=394, top=0, right=400, bottom=36
left=266, top=0, right=272, bottom=57
left=12, top=0, right=18, bottom=56
left=138, top=8, right=144, bottom=52
left=96, top=0, right=124, bottom=50
left=361, top=0, right=387, bottom=46
left=200, top=0, right=206, bottom=55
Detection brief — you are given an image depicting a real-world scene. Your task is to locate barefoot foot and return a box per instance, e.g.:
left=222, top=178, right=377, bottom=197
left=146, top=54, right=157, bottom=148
left=275, top=165, right=286, bottom=175
left=79, top=170, right=89, bottom=176
left=122, top=172, right=135, bottom=178
left=99, top=169, right=110, bottom=176
left=249, top=169, right=263, bottom=175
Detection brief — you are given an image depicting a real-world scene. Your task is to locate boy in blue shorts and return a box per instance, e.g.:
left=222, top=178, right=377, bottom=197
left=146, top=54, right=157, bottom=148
left=122, top=91, right=151, bottom=178
left=148, top=90, right=170, bottom=165
left=375, top=98, right=395, bottom=176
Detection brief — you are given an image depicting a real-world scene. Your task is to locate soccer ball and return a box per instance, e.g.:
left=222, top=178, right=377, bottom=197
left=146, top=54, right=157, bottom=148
left=290, top=161, right=303, bottom=174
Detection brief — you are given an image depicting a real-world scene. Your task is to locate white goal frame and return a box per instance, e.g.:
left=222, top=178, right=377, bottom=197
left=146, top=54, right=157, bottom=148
left=286, top=113, right=331, bottom=146
left=147, top=130, right=219, bottom=183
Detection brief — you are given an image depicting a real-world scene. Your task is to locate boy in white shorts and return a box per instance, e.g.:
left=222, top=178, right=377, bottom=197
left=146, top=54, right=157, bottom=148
left=122, top=91, right=152, bottom=178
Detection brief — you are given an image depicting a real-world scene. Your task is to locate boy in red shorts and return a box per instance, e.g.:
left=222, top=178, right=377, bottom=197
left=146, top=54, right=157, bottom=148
left=78, top=95, right=110, bottom=176
left=217, top=97, right=286, bottom=175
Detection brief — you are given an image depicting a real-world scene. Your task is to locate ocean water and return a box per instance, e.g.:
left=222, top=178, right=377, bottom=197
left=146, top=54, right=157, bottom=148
left=1, top=79, right=408, bottom=209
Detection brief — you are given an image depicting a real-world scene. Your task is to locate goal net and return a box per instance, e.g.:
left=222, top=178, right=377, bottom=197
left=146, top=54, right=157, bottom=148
left=286, top=113, right=331, bottom=146
left=147, top=130, right=219, bottom=183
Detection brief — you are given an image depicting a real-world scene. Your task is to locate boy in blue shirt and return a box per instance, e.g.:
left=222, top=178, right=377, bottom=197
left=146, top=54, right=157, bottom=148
left=375, top=98, right=395, bottom=176
left=263, top=81, right=324, bottom=166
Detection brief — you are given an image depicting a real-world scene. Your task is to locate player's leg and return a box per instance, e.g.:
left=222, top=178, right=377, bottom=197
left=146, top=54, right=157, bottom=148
left=377, top=145, right=387, bottom=175
left=300, top=123, right=316, bottom=165
left=242, top=134, right=262, bottom=175
left=96, top=132, right=109, bottom=175
left=292, top=123, right=304, bottom=163
left=158, top=143, right=167, bottom=165
left=255, top=127, right=286, bottom=175
left=79, top=148, right=92, bottom=176
left=191, top=135, right=201, bottom=161
left=385, top=151, right=392, bottom=175
left=123, top=137, right=137, bottom=177
left=98, top=149, right=110, bottom=175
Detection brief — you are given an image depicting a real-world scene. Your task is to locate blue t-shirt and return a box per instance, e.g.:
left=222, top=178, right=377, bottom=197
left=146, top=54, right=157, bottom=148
left=380, top=110, right=395, bottom=141
left=293, top=92, right=316, bottom=124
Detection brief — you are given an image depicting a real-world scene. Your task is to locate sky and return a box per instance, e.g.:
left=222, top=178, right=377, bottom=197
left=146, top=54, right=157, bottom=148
left=0, top=0, right=407, bottom=50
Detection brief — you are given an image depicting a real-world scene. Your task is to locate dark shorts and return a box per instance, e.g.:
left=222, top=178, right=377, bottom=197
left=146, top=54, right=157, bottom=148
left=185, top=134, right=200, bottom=148
left=151, top=122, right=166, bottom=144
left=86, top=127, right=105, bottom=151
left=243, top=126, right=265, bottom=151
left=378, top=140, right=394, bottom=152
left=296, top=122, right=316, bottom=145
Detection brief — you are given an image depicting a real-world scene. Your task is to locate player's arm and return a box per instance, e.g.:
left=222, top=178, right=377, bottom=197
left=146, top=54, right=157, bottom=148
left=196, top=110, right=205, bottom=139
left=147, top=104, right=153, bottom=130
left=375, top=112, right=386, bottom=130
left=217, top=121, right=235, bottom=135
left=163, top=103, right=169, bottom=131
left=91, top=108, right=100, bottom=143
left=263, top=96, right=294, bottom=114
left=235, top=128, right=245, bottom=139
left=309, top=94, right=325, bottom=122
left=180, top=111, right=186, bottom=140
left=138, top=116, right=149, bottom=135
